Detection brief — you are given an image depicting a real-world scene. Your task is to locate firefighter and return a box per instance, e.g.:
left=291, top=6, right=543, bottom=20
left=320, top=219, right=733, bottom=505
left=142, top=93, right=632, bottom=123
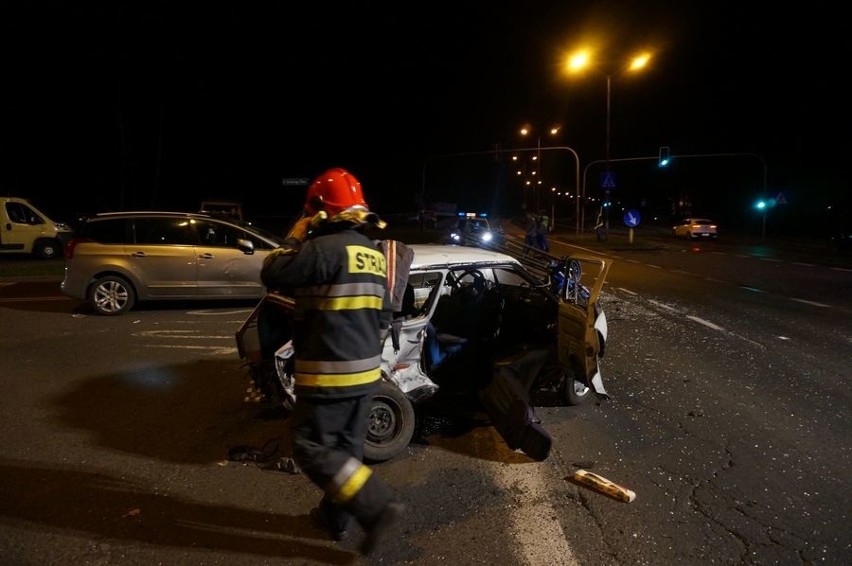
left=260, top=167, right=403, bottom=555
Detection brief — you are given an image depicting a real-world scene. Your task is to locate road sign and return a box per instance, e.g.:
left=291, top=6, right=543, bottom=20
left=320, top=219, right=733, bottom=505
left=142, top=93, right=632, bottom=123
left=600, top=172, right=617, bottom=190
left=282, top=177, right=310, bottom=186
left=775, top=192, right=787, bottom=205
left=623, top=210, right=641, bottom=227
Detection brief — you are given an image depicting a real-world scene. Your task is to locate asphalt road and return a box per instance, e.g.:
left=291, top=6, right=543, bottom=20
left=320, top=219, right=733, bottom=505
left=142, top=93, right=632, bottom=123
left=1, top=226, right=850, bottom=565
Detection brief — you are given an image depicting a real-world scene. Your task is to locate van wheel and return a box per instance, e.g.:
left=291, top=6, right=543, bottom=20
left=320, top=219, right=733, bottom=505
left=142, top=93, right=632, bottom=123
left=35, top=239, right=61, bottom=259
left=364, top=380, right=415, bottom=463
left=89, top=275, right=136, bottom=315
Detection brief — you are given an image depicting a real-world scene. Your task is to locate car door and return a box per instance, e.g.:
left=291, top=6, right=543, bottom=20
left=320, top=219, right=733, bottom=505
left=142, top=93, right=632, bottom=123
left=130, top=216, right=199, bottom=298
left=192, top=219, right=268, bottom=298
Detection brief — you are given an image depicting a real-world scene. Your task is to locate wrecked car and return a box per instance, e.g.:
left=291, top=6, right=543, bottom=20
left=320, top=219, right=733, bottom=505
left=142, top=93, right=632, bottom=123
left=235, top=240, right=610, bottom=463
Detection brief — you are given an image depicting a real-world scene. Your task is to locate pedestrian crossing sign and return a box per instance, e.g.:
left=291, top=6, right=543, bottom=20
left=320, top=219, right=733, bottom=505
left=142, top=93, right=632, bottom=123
left=600, top=172, right=617, bottom=189
left=775, top=192, right=787, bottom=205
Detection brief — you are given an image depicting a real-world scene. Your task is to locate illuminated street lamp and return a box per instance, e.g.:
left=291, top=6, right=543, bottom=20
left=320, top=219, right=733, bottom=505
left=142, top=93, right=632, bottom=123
left=519, top=124, right=560, bottom=211
left=566, top=49, right=651, bottom=230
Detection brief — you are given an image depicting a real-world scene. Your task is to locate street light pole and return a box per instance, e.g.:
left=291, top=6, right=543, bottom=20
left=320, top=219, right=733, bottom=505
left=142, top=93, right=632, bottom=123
left=521, top=125, right=560, bottom=215
left=566, top=50, right=651, bottom=235
left=606, top=74, right=612, bottom=165
left=535, top=135, right=542, bottom=211
left=604, top=73, right=612, bottom=231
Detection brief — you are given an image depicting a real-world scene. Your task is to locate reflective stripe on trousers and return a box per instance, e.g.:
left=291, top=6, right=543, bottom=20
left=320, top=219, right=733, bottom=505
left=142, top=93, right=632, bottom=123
left=290, top=393, right=391, bottom=525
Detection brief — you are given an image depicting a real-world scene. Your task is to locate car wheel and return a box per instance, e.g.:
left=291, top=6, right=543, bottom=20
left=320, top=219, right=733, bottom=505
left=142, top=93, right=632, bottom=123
left=561, top=368, right=592, bottom=405
left=364, top=379, right=415, bottom=463
left=89, top=275, right=136, bottom=315
left=35, top=239, right=61, bottom=259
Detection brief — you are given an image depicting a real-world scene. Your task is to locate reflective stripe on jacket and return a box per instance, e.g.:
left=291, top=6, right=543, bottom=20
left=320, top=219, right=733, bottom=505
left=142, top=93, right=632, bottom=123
left=260, top=226, right=390, bottom=399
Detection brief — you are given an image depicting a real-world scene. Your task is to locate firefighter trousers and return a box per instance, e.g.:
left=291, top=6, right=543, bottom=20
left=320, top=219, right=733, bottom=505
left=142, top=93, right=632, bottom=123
left=290, top=392, right=392, bottom=533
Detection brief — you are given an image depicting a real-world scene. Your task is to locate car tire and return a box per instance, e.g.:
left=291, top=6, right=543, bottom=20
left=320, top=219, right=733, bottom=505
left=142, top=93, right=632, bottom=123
left=364, top=379, right=416, bottom=463
left=89, top=275, right=136, bottom=316
left=561, top=368, right=592, bottom=405
left=35, top=239, right=61, bottom=259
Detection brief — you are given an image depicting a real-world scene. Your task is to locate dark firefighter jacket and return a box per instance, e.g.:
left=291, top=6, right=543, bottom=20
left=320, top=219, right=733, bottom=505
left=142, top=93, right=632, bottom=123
left=260, top=222, right=391, bottom=400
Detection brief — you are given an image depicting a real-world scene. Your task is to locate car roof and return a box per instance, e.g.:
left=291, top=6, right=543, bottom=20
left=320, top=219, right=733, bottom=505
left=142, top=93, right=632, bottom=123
left=79, top=210, right=286, bottom=245
left=408, top=244, right=520, bottom=270
left=90, top=211, right=215, bottom=219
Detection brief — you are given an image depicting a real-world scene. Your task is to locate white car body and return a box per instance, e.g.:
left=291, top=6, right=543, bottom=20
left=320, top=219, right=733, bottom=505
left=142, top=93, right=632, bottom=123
left=673, top=217, right=718, bottom=239
left=236, top=240, right=611, bottom=462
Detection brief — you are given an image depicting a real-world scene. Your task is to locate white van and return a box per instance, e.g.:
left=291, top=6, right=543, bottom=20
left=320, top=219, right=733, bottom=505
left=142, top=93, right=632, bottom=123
left=0, top=197, right=72, bottom=259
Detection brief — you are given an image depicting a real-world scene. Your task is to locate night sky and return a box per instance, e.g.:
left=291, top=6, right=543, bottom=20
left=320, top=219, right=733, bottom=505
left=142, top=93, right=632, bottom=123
left=6, top=2, right=849, bottom=236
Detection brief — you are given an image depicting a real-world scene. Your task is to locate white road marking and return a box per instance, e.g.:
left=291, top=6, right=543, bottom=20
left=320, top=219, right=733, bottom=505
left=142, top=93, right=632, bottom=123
left=616, top=287, right=637, bottom=295
left=489, top=461, right=579, bottom=566
left=186, top=308, right=254, bottom=316
left=790, top=298, right=830, bottom=308
left=133, top=330, right=232, bottom=339
left=686, top=315, right=725, bottom=331
left=648, top=299, right=678, bottom=312
left=146, top=344, right=237, bottom=355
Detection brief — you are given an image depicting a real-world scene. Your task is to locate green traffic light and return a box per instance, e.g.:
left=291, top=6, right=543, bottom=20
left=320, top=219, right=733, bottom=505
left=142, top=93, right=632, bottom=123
left=755, top=200, right=766, bottom=210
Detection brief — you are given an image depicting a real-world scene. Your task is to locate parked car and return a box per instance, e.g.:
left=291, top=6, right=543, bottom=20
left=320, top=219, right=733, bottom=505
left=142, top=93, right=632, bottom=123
left=236, top=240, right=611, bottom=463
left=61, top=211, right=285, bottom=315
left=672, top=217, right=718, bottom=239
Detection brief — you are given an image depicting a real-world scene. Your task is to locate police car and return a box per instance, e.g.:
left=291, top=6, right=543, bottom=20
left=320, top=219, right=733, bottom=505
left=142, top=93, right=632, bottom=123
left=448, top=212, right=498, bottom=245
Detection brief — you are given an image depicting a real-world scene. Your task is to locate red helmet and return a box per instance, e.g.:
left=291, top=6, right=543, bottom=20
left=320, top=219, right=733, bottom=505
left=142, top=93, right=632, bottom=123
left=304, top=168, right=369, bottom=217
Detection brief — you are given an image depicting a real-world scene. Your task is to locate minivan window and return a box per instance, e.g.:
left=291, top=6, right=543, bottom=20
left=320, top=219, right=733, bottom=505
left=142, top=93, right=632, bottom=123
left=194, top=219, right=244, bottom=247
left=133, top=217, right=197, bottom=245
left=82, top=218, right=129, bottom=244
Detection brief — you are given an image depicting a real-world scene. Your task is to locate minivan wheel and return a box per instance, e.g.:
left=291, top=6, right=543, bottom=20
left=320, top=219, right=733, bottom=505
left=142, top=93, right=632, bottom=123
left=364, top=380, right=415, bottom=463
left=89, top=275, right=136, bottom=315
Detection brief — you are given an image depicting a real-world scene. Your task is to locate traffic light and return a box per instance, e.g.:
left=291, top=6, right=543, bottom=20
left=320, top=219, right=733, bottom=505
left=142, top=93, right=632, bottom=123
left=658, top=146, right=670, bottom=167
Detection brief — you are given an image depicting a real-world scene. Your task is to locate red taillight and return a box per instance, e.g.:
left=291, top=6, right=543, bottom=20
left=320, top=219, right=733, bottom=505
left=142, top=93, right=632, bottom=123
left=64, top=237, right=92, bottom=259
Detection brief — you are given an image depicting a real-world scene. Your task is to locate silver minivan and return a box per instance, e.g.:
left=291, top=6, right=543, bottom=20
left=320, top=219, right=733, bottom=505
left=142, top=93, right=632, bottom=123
left=61, top=211, right=285, bottom=315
